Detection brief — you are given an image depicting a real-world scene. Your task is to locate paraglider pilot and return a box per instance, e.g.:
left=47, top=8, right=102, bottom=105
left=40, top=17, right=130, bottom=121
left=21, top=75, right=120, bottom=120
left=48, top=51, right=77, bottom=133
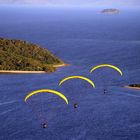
left=104, top=89, right=107, bottom=94
left=74, top=103, right=78, bottom=108
left=42, top=123, right=48, bottom=128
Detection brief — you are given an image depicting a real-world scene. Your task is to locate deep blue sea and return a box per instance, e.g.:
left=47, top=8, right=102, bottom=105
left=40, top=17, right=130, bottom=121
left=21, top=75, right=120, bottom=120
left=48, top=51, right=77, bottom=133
left=0, top=6, right=140, bottom=140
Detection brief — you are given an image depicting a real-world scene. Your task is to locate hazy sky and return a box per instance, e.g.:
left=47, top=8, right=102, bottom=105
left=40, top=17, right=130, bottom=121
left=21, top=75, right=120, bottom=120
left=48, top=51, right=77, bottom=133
left=0, top=0, right=140, bottom=6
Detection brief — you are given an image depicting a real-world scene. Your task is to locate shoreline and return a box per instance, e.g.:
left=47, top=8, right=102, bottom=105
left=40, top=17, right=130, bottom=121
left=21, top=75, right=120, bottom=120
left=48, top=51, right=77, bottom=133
left=0, top=70, right=47, bottom=74
left=0, top=63, right=70, bottom=74
left=124, top=86, right=140, bottom=90
left=53, top=63, right=70, bottom=68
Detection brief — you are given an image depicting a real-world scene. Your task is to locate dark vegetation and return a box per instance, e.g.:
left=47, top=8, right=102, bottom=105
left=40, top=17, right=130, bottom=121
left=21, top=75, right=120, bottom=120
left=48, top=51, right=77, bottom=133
left=129, top=84, right=140, bottom=88
left=0, top=38, right=64, bottom=72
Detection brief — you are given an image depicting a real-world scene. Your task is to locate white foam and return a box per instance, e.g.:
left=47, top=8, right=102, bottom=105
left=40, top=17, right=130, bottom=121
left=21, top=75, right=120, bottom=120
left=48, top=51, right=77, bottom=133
left=0, top=100, right=18, bottom=106
left=121, top=93, right=140, bottom=98
left=0, top=108, right=15, bottom=116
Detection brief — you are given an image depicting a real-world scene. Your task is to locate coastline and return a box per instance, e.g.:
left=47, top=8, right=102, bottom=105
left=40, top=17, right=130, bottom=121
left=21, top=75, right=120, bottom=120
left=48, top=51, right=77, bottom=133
left=53, top=63, right=70, bottom=68
left=0, top=70, right=47, bottom=74
left=124, top=86, right=140, bottom=90
left=0, top=63, right=69, bottom=74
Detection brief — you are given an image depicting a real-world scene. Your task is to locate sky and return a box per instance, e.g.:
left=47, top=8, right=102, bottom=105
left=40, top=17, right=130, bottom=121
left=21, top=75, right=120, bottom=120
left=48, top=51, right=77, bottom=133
left=0, top=0, right=140, bottom=7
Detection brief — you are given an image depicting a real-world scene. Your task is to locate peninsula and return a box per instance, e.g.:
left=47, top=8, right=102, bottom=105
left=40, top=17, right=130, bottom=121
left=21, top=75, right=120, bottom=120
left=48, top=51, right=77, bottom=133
left=0, top=38, right=66, bottom=73
left=125, top=84, right=140, bottom=90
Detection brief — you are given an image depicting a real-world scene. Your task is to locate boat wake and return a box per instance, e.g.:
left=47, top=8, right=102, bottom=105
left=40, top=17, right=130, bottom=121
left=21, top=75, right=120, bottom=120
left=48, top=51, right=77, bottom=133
left=0, top=100, right=18, bottom=106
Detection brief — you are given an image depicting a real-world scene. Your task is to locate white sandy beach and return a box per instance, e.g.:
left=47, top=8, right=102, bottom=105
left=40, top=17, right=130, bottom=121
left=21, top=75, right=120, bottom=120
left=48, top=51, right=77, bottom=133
left=0, top=63, right=69, bottom=74
left=124, top=86, right=140, bottom=90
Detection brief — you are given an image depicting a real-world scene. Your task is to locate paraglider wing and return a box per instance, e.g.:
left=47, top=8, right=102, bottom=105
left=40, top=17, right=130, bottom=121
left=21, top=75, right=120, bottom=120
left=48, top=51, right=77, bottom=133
left=90, top=64, right=123, bottom=76
left=59, top=76, right=95, bottom=87
left=24, top=89, right=68, bottom=104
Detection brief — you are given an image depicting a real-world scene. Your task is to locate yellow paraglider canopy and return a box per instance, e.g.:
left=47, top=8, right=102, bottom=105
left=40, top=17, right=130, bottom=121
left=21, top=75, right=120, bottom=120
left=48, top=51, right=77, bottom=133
left=24, top=89, right=68, bottom=104
left=59, top=76, right=95, bottom=87
left=90, top=64, right=123, bottom=76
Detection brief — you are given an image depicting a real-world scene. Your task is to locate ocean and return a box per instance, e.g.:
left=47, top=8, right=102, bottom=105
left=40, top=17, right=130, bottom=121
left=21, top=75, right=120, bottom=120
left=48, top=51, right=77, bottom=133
left=0, top=6, right=140, bottom=140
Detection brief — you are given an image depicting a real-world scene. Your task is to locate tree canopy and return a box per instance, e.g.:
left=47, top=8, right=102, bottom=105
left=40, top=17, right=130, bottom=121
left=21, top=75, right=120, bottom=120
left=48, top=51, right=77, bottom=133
left=0, top=38, right=64, bottom=72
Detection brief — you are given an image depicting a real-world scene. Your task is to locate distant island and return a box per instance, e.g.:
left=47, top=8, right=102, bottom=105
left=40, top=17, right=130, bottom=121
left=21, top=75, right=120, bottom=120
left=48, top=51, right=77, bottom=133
left=0, top=38, right=66, bottom=73
left=101, top=9, right=120, bottom=14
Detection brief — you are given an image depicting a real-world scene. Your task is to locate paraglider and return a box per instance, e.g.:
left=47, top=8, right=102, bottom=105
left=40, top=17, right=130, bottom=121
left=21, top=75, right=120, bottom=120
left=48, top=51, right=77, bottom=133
left=90, top=64, right=123, bottom=94
left=23, top=63, right=124, bottom=129
left=59, top=76, right=95, bottom=108
left=24, top=89, right=68, bottom=104
left=90, top=64, right=123, bottom=76
left=59, top=76, right=95, bottom=87
left=24, top=89, right=68, bottom=128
